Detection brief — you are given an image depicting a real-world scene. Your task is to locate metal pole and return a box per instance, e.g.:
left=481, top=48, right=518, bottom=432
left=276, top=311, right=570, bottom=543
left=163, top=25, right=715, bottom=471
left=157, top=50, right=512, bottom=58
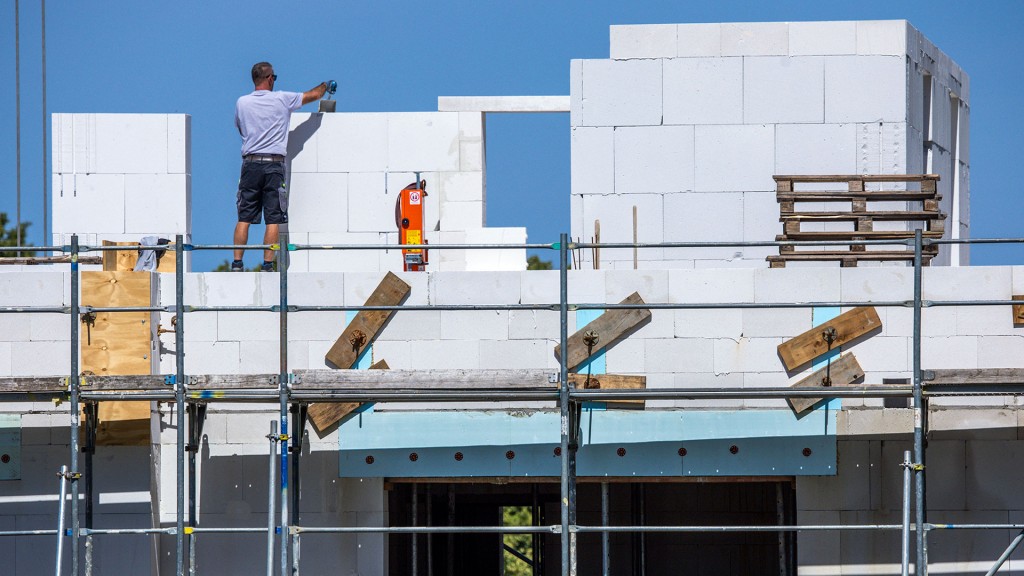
left=601, top=483, right=609, bottom=576
left=427, top=486, right=434, bottom=576
left=266, top=420, right=278, bottom=576
left=55, top=464, right=68, bottom=576
left=188, top=404, right=200, bottom=576
left=558, top=233, right=571, bottom=576
left=70, top=234, right=81, bottom=575
left=901, top=450, right=912, bottom=576
left=277, top=234, right=289, bottom=576
left=176, top=235, right=186, bottom=576
left=984, top=529, right=1024, bottom=576
left=412, top=484, right=418, bottom=576
left=83, top=404, right=95, bottom=576
left=913, top=230, right=927, bottom=576
left=15, top=0, right=21, bottom=256
left=41, top=0, right=48, bottom=247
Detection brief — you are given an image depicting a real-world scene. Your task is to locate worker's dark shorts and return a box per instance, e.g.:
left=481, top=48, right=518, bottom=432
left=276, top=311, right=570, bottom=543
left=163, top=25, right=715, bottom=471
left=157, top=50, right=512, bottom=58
left=236, top=160, right=288, bottom=225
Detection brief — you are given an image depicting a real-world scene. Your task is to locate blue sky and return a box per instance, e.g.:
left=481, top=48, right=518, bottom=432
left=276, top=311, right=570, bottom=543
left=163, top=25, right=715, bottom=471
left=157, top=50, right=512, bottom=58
left=2, top=1, right=1022, bottom=269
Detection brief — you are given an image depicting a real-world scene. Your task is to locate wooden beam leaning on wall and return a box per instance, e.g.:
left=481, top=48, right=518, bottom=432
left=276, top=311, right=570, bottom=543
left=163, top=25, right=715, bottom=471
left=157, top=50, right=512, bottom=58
left=786, top=353, right=864, bottom=415
left=311, top=271, right=411, bottom=435
left=554, top=292, right=651, bottom=371
left=777, top=306, right=881, bottom=372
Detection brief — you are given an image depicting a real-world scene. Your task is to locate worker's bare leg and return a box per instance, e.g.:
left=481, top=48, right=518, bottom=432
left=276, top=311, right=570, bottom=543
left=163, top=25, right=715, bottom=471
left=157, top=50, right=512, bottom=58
left=264, top=224, right=279, bottom=263
left=233, top=222, right=251, bottom=261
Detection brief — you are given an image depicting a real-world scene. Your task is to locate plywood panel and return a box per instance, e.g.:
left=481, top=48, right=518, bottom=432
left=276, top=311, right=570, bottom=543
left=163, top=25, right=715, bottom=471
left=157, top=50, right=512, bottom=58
left=102, top=240, right=176, bottom=272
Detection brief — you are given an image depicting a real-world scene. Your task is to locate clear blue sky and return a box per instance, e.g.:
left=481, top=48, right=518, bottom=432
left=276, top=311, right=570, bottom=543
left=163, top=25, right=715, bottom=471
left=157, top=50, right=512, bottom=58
left=2, top=1, right=1022, bottom=269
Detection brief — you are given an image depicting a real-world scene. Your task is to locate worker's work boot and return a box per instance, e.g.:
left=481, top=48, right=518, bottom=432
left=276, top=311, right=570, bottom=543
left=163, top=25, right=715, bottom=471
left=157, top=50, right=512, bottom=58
left=260, top=261, right=276, bottom=272
left=230, top=260, right=244, bottom=272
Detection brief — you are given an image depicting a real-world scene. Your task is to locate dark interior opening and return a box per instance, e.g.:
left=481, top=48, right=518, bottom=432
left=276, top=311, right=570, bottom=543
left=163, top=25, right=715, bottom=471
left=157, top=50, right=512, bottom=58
left=387, top=478, right=796, bottom=576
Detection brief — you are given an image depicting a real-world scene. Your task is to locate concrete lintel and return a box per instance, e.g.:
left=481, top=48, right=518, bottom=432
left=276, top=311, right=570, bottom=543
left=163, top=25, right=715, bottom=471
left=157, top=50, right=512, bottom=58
left=438, top=95, right=570, bottom=113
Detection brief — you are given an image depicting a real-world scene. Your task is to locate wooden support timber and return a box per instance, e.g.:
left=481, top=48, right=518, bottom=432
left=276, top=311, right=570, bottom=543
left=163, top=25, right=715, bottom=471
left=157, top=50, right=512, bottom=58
left=777, top=306, right=881, bottom=372
left=307, top=360, right=388, bottom=435
left=324, top=272, right=410, bottom=368
left=768, top=174, right=943, bottom=268
left=786, top=353, right=864, bottom=414
left=567, top=373, right=646, bottom=408
left=102, top=240, right=176, bottom=272
left=554, top=292, right=651, bottom=371
left=1013, top=295, right=1024, bottom=325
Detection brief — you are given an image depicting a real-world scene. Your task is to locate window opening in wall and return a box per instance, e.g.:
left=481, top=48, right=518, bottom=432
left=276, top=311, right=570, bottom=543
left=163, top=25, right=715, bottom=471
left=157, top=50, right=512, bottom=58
left=922, top=73, right=934, bottom=174
left=949, top=94, right=962, bottom=265
left=484, top=113, right=570, bottom=268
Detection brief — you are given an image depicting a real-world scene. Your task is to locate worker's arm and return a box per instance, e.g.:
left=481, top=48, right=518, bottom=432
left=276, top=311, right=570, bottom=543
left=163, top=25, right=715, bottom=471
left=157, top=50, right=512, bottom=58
left=302, top=82, right=329, bottom=105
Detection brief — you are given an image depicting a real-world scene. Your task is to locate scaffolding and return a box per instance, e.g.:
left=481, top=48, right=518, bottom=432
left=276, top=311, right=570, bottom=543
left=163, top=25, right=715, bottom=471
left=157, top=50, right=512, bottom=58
left=2, top=231, right=1024, bottom=576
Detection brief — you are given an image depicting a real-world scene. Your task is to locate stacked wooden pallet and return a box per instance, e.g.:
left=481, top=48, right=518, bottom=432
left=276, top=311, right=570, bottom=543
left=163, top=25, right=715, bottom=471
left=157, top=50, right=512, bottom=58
left=767, top=174, right=944, bottom=268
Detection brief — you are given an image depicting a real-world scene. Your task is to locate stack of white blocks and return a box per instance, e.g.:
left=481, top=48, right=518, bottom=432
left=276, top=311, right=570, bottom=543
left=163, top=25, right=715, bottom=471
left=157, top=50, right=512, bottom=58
left=51, top=114, right=192, bottom=267
left=570, top=20, right=970, bottom=269
left=285, top=111, right=526, bottom=272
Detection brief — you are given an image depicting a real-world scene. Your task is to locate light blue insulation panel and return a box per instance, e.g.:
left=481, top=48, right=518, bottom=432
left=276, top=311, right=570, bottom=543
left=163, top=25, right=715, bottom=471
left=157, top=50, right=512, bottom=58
left=339, top=409, right=836, bottom=478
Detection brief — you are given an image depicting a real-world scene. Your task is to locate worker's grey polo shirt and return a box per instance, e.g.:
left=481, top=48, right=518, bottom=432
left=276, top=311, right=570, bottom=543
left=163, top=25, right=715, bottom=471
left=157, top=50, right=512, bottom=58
left=235, top=90, right=303, bottom=156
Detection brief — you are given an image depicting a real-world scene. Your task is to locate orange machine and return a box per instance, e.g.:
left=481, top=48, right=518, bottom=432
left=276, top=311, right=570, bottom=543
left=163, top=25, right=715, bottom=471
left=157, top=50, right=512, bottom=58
left=396, top=179, right=428, bottom=271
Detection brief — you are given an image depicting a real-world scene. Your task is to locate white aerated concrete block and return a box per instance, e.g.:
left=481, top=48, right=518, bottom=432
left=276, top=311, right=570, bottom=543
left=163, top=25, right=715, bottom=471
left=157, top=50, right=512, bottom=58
left=789, top=21, right=856, bottom=56
left=663, top=58, right=742, bottom=125
left=851, top=336, right=910, bottom=372
left=581, top=194, right=663, bottom=264
left=316, top=113, right=389, bottom=173
left=578, top=60, right=662, bottom=127
left=167, top=115, right=191, bottom=174
left=124, top=174, right=189, bottom=235
left=439, top=171, right=483, bottom=203
left=775, top=123, right=856, bottom=174
left=669, top=269, right=755, bottom=303
left=571, top=127, right=614, bottom=196
left=29, top=314, right=70, bottom=341
left=0, top=272, right=66, bottom=306
left=744, top=56, right=824, bottom=124
left=742, top=308, right=811, bottom=338
left=921, top=336, right=978, bottom=370
left=570, top=60, right=583, bottom=127
left=430, top=271, right=521, bottom=305
left=694, top=125, right=775, bottom=192
left=407, top=340, right=480, bottom=369
left=713, top=337, right=784, bottom=374
left=663, top=192, right=743, bottom=243
left=605, top=270, right=669, bottom=303
left=90, top=114, right=170, bottom=174
left=825, top=56, right=906, bottom=123
left=376, top=310, right=441, bottom=341
left=603, top=337, right=644, bottom=373
left=674, top=309, right=742, bottom=338
left=798, top=441, right=870, bottom=510
left=856, top=20, right=909, bottom=56
left=342, top=271, right=428, bottom=306
left=345, top=172, right=399, bottom=233
left=480, top=340, right=553, bottom=369
left=978, top=336, right=1024, bottom=369
left=440, top=201, right=484, bottom=231
left=52, top=174, right=126, bottom=234
left=286, top=272, right=344, bottom=306
left=721, top=22, right=788, bottom=56
left=217, top=311, right=279, bottom=342
left=610, top=24, right=677, bottom=59
left=239, top=340, right=308, bottom=373
left=508, top=310, right=560, bottom=341
left=0, top=343, right=12, bottom=376
left=463, top=228, right=527, bottom=271
left=839, top=266, right=913, bottom=302
left=182, top=341, right=240, bottom=374
left=288, top=311, right=348, bottom=342
left=676, top=23, right=722, bottom=57
left=287, top=172, right=348, bottom=234
left=307, top=232, right=386, bottom=273
left=957, top=306, right=1013, bottom=336
left=0, top=316, right=31, bottom=341
left=923, top=266, right=1010, bottom=301
left=743, top=190, right=780, bottom=245
left=754, top=268, right=841, bottom=303
left=11, top=342, right=69, bottom=376
left=387, top=112, right=460, bottom=172
left=613, top=126, right=694, bottom=193
left=645, top=338, right=714, bottom=373
left=521, top=270, right=606, bottom=305
left=441, top=310, right=509, bottom=340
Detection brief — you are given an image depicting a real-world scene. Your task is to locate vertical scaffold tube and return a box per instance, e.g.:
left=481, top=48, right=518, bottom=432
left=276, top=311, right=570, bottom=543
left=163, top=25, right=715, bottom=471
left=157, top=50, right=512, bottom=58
left=558, top=233, right=571, bottom=576
left=901, top=450, right=912, bottom=576
left=55, top=464, right=68, bottom=576
left=278, top=235, right=289, bottom=575
left=601, top=482, right=609, bottom=576
left=70, top=235, right=81, bottom=575
left=912, top=229, right=927, bottom=575
left=175, top=236, right=186, bottom=576
left=267, top=420, right=278, bottom=576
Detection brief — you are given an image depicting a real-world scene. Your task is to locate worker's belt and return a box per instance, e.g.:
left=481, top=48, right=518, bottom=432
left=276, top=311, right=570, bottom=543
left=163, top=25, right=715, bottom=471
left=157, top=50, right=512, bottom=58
left=243, top=154, right=285, bottom=162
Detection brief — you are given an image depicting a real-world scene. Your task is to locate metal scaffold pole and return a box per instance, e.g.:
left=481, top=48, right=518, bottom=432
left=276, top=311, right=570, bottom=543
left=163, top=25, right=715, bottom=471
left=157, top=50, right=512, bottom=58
left=278, top=235, right=290, bottom=576
left=558, top=233, right=572, bottom=576
left=70, top=234, right=81, bottom=575
left=176, top=236, right=187, bottom=575
left=913, top=230, right=927, bottom=575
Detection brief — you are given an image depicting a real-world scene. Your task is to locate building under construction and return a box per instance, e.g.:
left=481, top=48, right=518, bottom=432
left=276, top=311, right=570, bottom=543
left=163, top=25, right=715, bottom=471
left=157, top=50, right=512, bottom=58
left=5, top=19, right=1019, bottom=576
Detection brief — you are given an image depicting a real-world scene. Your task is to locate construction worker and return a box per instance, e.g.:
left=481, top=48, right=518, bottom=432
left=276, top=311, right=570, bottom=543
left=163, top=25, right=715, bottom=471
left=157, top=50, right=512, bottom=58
left=232, top=61, right=333, bottom=271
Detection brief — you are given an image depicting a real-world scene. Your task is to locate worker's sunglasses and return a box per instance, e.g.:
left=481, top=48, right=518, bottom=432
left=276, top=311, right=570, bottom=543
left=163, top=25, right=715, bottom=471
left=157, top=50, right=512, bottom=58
left=269, top=74, right=277, bottom=81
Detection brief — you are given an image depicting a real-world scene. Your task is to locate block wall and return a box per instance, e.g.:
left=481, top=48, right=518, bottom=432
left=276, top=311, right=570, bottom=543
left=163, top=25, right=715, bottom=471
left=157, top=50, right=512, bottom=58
left=573, top=21, right=970, bottom=269
left=285, top=111, right=526, bottom=272
left=52, top=114, right=192, bottom=269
